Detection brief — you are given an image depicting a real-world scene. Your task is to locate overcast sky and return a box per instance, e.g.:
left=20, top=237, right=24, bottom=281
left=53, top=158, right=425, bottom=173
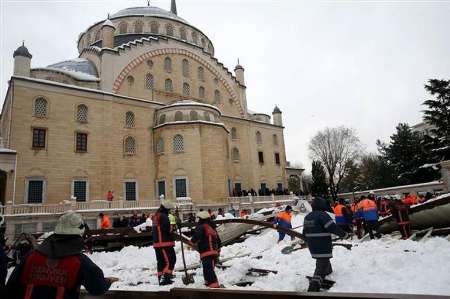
left=1, top=0, right=449, bottom=172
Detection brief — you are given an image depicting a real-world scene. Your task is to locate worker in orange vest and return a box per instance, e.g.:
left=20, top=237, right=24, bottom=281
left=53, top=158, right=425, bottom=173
left=333, top=199, right=352, bottom=233
left=402, top=193, right=418, bottom=206
left=357, top=193, right=381, bottom=239
left=273, top=205, right=293, bottom=243
left=99, top=213, right=112, bottom=229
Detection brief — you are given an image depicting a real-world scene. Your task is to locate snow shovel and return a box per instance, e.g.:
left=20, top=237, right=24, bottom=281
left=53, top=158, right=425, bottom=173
left=178, top=226, right=195, bottom=285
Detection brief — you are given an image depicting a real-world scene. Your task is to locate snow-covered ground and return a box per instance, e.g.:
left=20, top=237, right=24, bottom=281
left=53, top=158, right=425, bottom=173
left=89, top=214, right=450, bottom=295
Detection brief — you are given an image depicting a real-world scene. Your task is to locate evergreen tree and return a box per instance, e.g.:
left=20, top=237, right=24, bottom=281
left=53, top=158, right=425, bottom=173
left=422, top=79, right=450, bottom=161
left=311, top=160, right=328, bottom=197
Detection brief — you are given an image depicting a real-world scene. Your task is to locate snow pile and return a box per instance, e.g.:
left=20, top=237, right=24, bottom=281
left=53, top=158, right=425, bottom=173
left=89, top=214, right=450, bottom=295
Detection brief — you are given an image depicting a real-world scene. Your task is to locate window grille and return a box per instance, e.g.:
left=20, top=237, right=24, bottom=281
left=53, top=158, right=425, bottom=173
left=159, top=114, right=166, bottom=125
left=119, top=22, right=127, bottom=34
left=28, top=180, right=43, bottom=203
left=203, top=112, right=211, bottom=121
left=125, top=111, right=135, bottom=128
left=34, top=97, right=48, bottom=118
left=199, top=86, right=205, bottom=99
left=76, top=105, right=88, bottom=123
left=165, top=78, right=173, bottom=92
left=173, top=135, right=184, bottom=152
left=197, top=67, right=204, bottom=81
left=156, top=138, right=164, bottom=153
left=76, top=132, right=88, bottom=152
left=180, top=27, right=187, bottom=40
left=145, top=73, right=154, bottom=89
left=174, top=111, right=183, bottom=121
left=190, top=111, right=198, bottom=120
left=232, top=148, right=240, bottom=161
left=134, top=20, right=143, bottom=33
left=256, top=131, right=262, bottom=144
left=157, top=181, right=165, bottom=197
left=175, top=178, right=187, bottom=198
left=124, top=136, right=136, bottom=155
left=182, top=59, right=190, bottom=77
left=231, top=127, right=237, bottom=139
left=73, top=180, right=87, bottom=202
left=32, top=128, right=46, bottom=148
left=164, top=57, right=172, bottom=72
left=166, top=24, right=174, bottom=36
left=183, top=83, right=190, bottom=97
left=125, top=182, right=137, bottom=201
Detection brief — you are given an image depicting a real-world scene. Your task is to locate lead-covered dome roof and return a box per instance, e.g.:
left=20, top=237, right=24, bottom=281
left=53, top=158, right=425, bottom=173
left=111, top=6, right=189, bottom=24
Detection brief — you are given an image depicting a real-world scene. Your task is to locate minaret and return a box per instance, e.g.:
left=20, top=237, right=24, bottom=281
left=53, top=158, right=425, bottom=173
left=234, top=59, right=245, bottom=86
left=101, top=16, right=116, bottom=49
left=272, top=106, right=283, bottom=126
left=171, top=0, right=177, bottom=15
left=13, top=42, right=32, bottom=77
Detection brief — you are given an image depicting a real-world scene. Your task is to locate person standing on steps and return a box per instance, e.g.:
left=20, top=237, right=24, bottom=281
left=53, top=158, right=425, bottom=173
left=6, top=211, right=118, bottom=299
left=303, top=197, right=348, bottom=292
left=151, top=201, right=177, bottom=286
left=190, top=211, right=222, bottom=288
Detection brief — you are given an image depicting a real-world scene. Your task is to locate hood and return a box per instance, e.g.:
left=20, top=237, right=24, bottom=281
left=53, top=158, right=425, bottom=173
left=311, top=197, right=333, bottom=213
left=36, top=234, right=83, bottom=258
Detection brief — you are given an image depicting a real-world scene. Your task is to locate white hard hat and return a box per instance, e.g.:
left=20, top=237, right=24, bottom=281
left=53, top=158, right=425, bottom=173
left=197, top=211, right=211, bottom=220
left=54, top=211, right=85, bottom=236
left=161, top=200, right=176, bottom=209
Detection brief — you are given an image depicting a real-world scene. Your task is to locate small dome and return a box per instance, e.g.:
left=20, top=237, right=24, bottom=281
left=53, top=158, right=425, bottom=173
left=111, top=6, right=188, bottom=24
left=273, top=106, right=282, bottom=114
left=235, top=64, right=244, bottom=71
left=102, top=18, right=116, bottom=29
left=13, top=43, right=32, bottom=59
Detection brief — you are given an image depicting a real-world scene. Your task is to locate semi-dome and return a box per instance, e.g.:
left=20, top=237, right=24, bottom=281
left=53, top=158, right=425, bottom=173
left=110, top=6, right=189, bottom=24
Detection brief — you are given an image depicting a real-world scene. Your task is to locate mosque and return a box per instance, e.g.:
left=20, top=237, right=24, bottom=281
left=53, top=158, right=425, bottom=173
left=0, top=0, right=294, bottom=205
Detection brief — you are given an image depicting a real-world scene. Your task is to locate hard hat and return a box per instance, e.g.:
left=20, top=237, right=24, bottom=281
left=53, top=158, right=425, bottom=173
left=197, top=211, right=211, bottom=220
left=161, top=201, right=176, bottom=209
left=54, top=211, right=85, bottom=236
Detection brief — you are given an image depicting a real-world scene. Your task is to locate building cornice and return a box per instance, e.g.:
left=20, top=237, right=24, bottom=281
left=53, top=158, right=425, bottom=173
left=222, top=114, right=284, bottom=129
left=153, top=120, right=229, bottom=133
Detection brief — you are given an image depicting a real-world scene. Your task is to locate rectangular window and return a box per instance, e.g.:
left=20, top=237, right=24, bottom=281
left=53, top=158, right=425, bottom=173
left=175, top=178, right=187, bottom=198
left=76, top=132, right=88, bottom=152
left=32, top=128, right=46, bottom=149
left=125, top=182, right=137, bottom=201
left=28, top=180, right=43, bottom=203
left=258, top=151, right=264, bottom=164
left=234, top=182, right=242, bottom=193
left=277, top=183, right=283, bottom=192
left=157, top=180, right=166, bottom=198
left=73, top=180, right=87, bottom=202
left=260, top=183, right=267, bottom=193
left=275, top=153, right=280, bottom=165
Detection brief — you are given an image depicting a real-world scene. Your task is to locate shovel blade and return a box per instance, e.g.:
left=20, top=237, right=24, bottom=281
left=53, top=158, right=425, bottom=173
left=182, top=273, right=195, bottom=285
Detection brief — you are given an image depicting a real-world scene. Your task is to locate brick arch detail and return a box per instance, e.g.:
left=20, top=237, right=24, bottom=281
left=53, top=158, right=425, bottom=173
left=112, top=48, right=245, bottom=117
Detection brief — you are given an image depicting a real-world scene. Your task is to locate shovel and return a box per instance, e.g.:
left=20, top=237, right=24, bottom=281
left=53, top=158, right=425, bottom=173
left=178, top=225, right=195, bottom=285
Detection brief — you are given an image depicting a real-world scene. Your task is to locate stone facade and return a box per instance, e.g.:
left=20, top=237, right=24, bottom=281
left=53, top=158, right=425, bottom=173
left=0, top=2, right=290, bottom=206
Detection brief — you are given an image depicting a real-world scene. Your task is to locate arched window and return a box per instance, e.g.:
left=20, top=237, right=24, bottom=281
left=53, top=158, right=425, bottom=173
left=180, top=27, right=187, bottom=40
left=174, top=111, right=183, bottom=121
left=197, top=67, right=204, bottom=81
left=183, top=83, right=190, bottom=97
left=125, top=111, right=135, bottom=128
left=166, top=24, right=174, bottom=36
left=145, top=73, right=154, bottom=89
left=198, top=86, right=205, bottom=99
left=192, top=31, right=198, bottom=44
left=214, top=90, right=221, bottom=104
left=208, top=43, right=213, bottom=54
left=126, top=75, right=135, bottom=86
left=147, top=59, right=153, bottom=68
left=86, top=33, right=91, bottom=45
left=156, top=137, right=164, bottom=153
left=173, top=134, right=184, bottom=152
left=256, top=131, right=262, bottom=144
left=165, top=78, right=173, bottom=92
left=134, top=20, right=143, bottom=33
left=34, top=97, right=48, bottom=118
left=118, top=22, right=127, bottom=34
left=159, top=114, right=166, bottom=124
left=164, top=57, right=172, bottom=72
left=201, top=38, right=206, bottom=48
left=273, top=134, right=279, bottom=146
left=190, top=111, right=198, bottom=120
left=232, top=147, right=240, bottom=161
left=203, top=111, right=211, bottom=121
left=95, top=30, right=101, bottom=41
left=124, top=136, right=136, bottom=155
left=182, top=59, right=190, bottom=77
left=150, top=22, right=159, bottom=34
left=76, top=104, right=88, bottom=123
left=231, top=127, right=238, bottom=140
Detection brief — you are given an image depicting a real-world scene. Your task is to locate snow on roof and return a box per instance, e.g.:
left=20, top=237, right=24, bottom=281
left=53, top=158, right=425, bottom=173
left=111, top=6, right=189, bottom=24
left=0, top=148, right=16, bottom=154
left=34, top=67, right=100, bottom=82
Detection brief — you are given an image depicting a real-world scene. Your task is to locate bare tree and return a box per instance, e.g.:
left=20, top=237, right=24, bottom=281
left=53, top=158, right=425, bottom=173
left=308, top=126, right=362, bottom=200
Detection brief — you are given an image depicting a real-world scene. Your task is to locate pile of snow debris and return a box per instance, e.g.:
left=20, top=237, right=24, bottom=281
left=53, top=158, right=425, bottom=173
left=89, top=214, right=450, bottom=295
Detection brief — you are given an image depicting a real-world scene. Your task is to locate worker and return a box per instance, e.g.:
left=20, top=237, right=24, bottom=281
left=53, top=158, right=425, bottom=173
left=303, top=197, right=348, bottom=292
left=151, top=201, right=177, bottom=286
left=378, top=196, right=391, bottom=217
left=390, top=197, right=411, bottom=239
left=6, top=211, right=118, bottom=299
left=402, top=193, right=418, bottom=206
left=351, top=197, right=364, bottom=239
left=333, top=199, right=352, bottom=233
left=273, top=205, right=294, bottom=243
left=357, top=192, right=381, bottom=239
left=98, top=213, right=111, bottom=229
left=190, top=211, right=222, bottom=288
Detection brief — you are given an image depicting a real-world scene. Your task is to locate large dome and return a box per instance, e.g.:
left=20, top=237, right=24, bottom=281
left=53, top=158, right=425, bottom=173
left=110, top=6, right=189, bottom=24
